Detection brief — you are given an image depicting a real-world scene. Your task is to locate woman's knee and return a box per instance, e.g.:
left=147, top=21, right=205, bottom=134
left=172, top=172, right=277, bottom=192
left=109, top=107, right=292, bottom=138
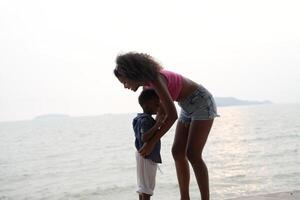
left=171, top=145, right=186, bottom=161
left=186, top=147, right=203, bottom=164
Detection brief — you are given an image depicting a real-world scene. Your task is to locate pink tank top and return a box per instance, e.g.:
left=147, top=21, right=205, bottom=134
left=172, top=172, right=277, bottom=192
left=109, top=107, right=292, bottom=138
left=146, top=69, right=183, bottom=101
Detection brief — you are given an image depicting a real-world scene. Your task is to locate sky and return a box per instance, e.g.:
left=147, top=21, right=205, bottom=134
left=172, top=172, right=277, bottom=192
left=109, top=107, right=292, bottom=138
left=1, top=0, right=300, bottom=121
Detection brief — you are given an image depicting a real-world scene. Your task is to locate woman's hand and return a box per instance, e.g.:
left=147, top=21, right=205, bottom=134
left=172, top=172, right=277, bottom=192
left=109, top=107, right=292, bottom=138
left=138, top=141, right=155, bottom=157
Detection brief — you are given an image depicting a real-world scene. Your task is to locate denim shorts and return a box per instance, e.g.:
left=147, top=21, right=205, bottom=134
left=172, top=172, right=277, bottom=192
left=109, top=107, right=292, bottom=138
left=178, top=86, right=219, bottom=122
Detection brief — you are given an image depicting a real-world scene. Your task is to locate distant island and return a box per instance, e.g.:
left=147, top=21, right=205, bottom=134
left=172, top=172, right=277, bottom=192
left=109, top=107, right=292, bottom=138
left=34, top=114, right=71, bottom=120
left=215, top=97, right=272, bottom=107
left=33, top=98, right=272, bottom=120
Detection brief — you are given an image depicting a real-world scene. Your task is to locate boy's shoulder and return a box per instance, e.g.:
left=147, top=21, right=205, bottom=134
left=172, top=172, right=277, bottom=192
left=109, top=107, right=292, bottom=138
left=133, top=113, right=155, bottom=123
left=136, top=113, right=154, bottom=119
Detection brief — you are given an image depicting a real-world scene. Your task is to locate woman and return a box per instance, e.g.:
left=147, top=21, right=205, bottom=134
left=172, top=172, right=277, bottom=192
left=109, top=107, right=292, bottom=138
left=113, top=52, right=218, bottom=200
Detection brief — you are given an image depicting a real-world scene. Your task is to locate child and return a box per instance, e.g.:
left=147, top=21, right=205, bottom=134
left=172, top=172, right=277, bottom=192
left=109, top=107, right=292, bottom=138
left=114, top=52, right=219, bottom=200
left=133, top=89, right=163, bottom=200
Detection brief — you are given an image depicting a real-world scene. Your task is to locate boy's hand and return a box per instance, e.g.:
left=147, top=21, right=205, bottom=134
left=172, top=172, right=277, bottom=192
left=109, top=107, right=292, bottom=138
left=156, top=113, right=165, bottom=123
left=155, top=108, right=166, bottom=128
left=139, top=141, right=155, bottom=157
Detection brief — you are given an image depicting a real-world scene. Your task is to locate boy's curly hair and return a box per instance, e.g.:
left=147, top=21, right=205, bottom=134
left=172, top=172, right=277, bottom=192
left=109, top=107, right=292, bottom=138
left=114, top=52, right=163, bottom=82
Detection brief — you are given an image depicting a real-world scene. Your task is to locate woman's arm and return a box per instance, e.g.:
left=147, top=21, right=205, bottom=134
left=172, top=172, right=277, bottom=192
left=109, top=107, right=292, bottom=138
left=139, top=74, right=178, bottom=156
left=141, top=118, right=163, bottom=142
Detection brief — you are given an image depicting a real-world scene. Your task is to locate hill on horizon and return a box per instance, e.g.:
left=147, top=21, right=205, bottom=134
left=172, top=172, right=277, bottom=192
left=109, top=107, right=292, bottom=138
left=34, top=114, right=71, bottom=120
left=32, top=97, right=272, bottom=120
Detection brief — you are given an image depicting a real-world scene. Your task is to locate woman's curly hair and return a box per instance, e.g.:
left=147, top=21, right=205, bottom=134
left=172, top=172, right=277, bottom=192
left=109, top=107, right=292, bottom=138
left=114, top=52, right=163, bottom=82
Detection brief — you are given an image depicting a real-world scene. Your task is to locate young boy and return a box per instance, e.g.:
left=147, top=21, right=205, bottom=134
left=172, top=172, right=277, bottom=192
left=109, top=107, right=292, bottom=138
left=133, top=89, right=163, bottom=200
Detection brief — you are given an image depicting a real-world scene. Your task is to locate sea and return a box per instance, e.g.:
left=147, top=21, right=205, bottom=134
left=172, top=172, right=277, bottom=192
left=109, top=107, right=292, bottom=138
left=0, top=103, right=299, bottom=200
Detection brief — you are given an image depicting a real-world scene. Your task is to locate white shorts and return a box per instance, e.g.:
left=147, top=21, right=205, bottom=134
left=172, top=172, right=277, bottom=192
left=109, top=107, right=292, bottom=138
left=136, top=152, right=158, bottom=196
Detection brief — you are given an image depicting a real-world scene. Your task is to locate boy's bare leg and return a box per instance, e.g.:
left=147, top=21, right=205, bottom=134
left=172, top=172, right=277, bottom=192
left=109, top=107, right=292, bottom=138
left=142, top=193, right=151, bottom=200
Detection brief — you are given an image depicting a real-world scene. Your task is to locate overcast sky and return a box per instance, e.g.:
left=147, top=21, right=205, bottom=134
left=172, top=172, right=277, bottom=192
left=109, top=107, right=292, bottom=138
left=1, top=0, right=299, bottom=121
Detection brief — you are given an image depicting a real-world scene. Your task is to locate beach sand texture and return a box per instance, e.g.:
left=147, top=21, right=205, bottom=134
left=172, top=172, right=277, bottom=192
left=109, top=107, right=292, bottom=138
left=229, top=190, right=299, bottom=200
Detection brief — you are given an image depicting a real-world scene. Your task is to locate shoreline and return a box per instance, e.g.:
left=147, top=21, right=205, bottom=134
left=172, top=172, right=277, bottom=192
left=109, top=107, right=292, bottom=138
left=228, top=190, right=299, bottom=200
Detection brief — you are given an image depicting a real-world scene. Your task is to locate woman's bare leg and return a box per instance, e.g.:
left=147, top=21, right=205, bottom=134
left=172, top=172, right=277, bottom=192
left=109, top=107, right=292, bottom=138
left=186, top=119, right=213, bottom=200
left=172, top=121, right=190, bottom=200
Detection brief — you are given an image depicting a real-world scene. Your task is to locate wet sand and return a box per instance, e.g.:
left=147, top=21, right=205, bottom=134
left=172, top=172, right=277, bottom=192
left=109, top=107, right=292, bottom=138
left=228, top=190, right=299, bottom=200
